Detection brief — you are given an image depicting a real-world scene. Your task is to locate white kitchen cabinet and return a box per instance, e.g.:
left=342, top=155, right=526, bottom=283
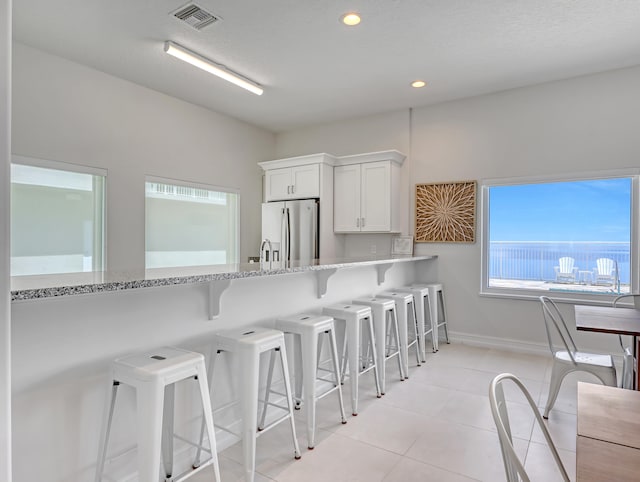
left=264, top=164, right=319, bottom=201
left=333, top=164, right=361, bottom=232
left=334, top=159, right=401, bottom=233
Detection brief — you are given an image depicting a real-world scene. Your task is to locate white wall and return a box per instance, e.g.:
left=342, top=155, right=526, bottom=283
left=277, top=65, right=640, bottom=354
left=12, top=43, right=276, bottom=270
left=0, top=0, right=11, bottom=480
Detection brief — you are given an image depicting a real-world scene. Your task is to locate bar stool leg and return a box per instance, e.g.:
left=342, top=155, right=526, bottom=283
left=327, top=329, right=347, bottom=425
left=162, top=384, right=175, bottom=478
left=365, top=316, right=383, bottom=398
left=193, top=349, right=219, bottom=469
left=136, top=381, right=165, bottom=482
left=439, top=290, right=450, bottom=344
left=391, top=307, right=407, bottom=381
left=372, top=304, right=388, bottom=394
left=410, top=301, right=422, bottom=367
left=395, top=300, right=410, bottom=377
left=95, top=381, right=119, bottom=482
left=240, top=350, right=260, bottom=482
left=292, top=334, right=303, bottom=409
left=427, top=291, right=439, bottom=352
left=345, top=318, right=361, bottom=415
left=258, top=348, right=277, bottom=431
left=195, top=360, right=221, bottom=481
left=413, top=295, right=428, bottom=362
left=277, top=346, right=302, bottom=460
left=301, top=331, right=319, bottom=449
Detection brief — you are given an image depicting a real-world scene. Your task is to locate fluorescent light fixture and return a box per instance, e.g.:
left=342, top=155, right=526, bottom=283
left=164, top=41, right=263, bottom=96
left=411, top=80, right=426, bottom=88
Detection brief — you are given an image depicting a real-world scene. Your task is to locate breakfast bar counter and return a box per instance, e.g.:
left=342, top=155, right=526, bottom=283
left=10, top=253, right=437, bottom=481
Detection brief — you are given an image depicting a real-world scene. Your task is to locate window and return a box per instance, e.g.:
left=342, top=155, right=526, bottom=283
left=145, top=178, right=239, bottom=268
left=481, top=172, right=638, bottom=301
left=11, top=156, right=106, bottom=276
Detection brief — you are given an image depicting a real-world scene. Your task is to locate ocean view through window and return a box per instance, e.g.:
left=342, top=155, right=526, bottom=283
left=481, top=174, right=637, bottom=300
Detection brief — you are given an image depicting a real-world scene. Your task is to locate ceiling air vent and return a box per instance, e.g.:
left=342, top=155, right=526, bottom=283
left=172, top=3, right=220, bottom=30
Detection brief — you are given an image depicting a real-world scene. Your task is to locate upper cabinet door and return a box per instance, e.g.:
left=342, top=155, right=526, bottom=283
left=291, top=164, right=320, bottom=198
left=265, top=165, right=320, bottom=201
left=360, top=161, right=391, bottom=232
left=265, top=168, right=292, bottom=201
left=333, top=164, right=361, bottom=232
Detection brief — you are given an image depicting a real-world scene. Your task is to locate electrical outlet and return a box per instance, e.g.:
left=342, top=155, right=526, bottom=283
left=370, top=244, right=377, bottom=254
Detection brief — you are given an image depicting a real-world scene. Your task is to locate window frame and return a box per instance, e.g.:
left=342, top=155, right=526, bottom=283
left=479, top=168, right=640, bottom=305
left=11, top=154, right=107, bottom=275
left=144, top=175, right=241, bottom=269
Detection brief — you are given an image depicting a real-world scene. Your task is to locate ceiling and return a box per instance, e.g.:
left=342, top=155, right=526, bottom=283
left=12, top=0, right=640, bottom=133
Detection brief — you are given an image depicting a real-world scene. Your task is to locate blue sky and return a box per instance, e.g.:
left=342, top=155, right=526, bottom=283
left=489, top=178, right=631, bottom=242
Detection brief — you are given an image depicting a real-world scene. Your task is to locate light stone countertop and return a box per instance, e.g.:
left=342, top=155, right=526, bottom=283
left=10, top=255, right=435, bottom=301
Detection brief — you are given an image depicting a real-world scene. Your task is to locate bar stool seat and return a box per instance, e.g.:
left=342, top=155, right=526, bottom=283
left=194, top=327, right=301, bottom=482
left=352, top=297, right=406, bottom=394
left=322, top=303, right=382, bottom=415
left=377, top=290, right=422, bottom=377
left=275, top=313, right=347, bottom=449
left=95, top=346, right=220, bottom=482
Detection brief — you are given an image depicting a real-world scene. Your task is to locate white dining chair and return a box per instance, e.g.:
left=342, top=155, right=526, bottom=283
left=539, top=296, right=617, bottom=418
left=613, top=294, right=639, bottom=390
left=489, top=373, right=570, bottom=482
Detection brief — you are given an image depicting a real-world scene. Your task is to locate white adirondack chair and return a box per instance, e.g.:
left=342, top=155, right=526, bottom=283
left=592, top=257, right=617, bottom=286
left=554, top=257, right=578, bottom=283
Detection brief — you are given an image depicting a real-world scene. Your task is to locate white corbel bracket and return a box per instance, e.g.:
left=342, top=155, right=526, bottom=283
left=208, top=279, right=232, bottom=320
left=315, top=268, right=337, bottom=298
left=376, top=263, right=393, bottom=285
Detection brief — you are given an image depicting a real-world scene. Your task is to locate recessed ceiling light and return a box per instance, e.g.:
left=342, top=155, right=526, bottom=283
left=411, top=80, right=426, bottom=88
left=341, top=13, right=361, bottom=26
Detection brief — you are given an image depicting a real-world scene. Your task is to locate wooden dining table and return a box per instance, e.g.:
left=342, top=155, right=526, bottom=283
left=576, top=382, right=640, bottom=481
left=574, top=304, right=640, bottom=389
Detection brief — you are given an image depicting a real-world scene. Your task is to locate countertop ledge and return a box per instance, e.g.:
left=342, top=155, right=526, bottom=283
left=11, top=255, right=435, bottom=301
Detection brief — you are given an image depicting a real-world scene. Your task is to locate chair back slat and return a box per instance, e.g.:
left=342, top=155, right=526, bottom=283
left=539, top=296, right=578, bottom=363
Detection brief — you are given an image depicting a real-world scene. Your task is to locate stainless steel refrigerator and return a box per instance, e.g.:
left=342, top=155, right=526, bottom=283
left=261, top=199, right=319, bottom=268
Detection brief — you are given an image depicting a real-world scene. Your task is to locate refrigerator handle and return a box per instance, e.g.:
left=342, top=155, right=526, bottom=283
left=286, top=207, right=291, bottom=262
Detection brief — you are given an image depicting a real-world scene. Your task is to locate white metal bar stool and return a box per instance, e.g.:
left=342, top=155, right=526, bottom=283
left=95, top=346, right=220, bottom=482
left=376, top=290, right=422, bottom=377
left=193, top=327, right=301, bottom=482
left=396, top=286, right=435, bottom=359
left=274, top=313, right=347, bottom=449
left=410, top=283, right=450, bottom=351
left=352, top=297, right=406, bottom=394
left=322, top=303, right=382, bottom=416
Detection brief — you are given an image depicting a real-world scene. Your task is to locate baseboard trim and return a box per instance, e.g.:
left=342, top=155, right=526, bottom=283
left=446, top=331, right=550, bottom=356
left=446, top=331, right=624, bottom=365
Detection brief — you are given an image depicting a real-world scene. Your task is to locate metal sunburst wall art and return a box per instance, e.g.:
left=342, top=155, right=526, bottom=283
left=415, top=180, right=477, bottom=243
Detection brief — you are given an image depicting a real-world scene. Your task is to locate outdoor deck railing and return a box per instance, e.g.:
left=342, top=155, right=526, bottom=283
left=489, top=241, right=630, bottom=284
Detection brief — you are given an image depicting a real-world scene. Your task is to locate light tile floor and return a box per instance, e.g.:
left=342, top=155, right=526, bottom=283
left=191, top=343, right=603, bottom=482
